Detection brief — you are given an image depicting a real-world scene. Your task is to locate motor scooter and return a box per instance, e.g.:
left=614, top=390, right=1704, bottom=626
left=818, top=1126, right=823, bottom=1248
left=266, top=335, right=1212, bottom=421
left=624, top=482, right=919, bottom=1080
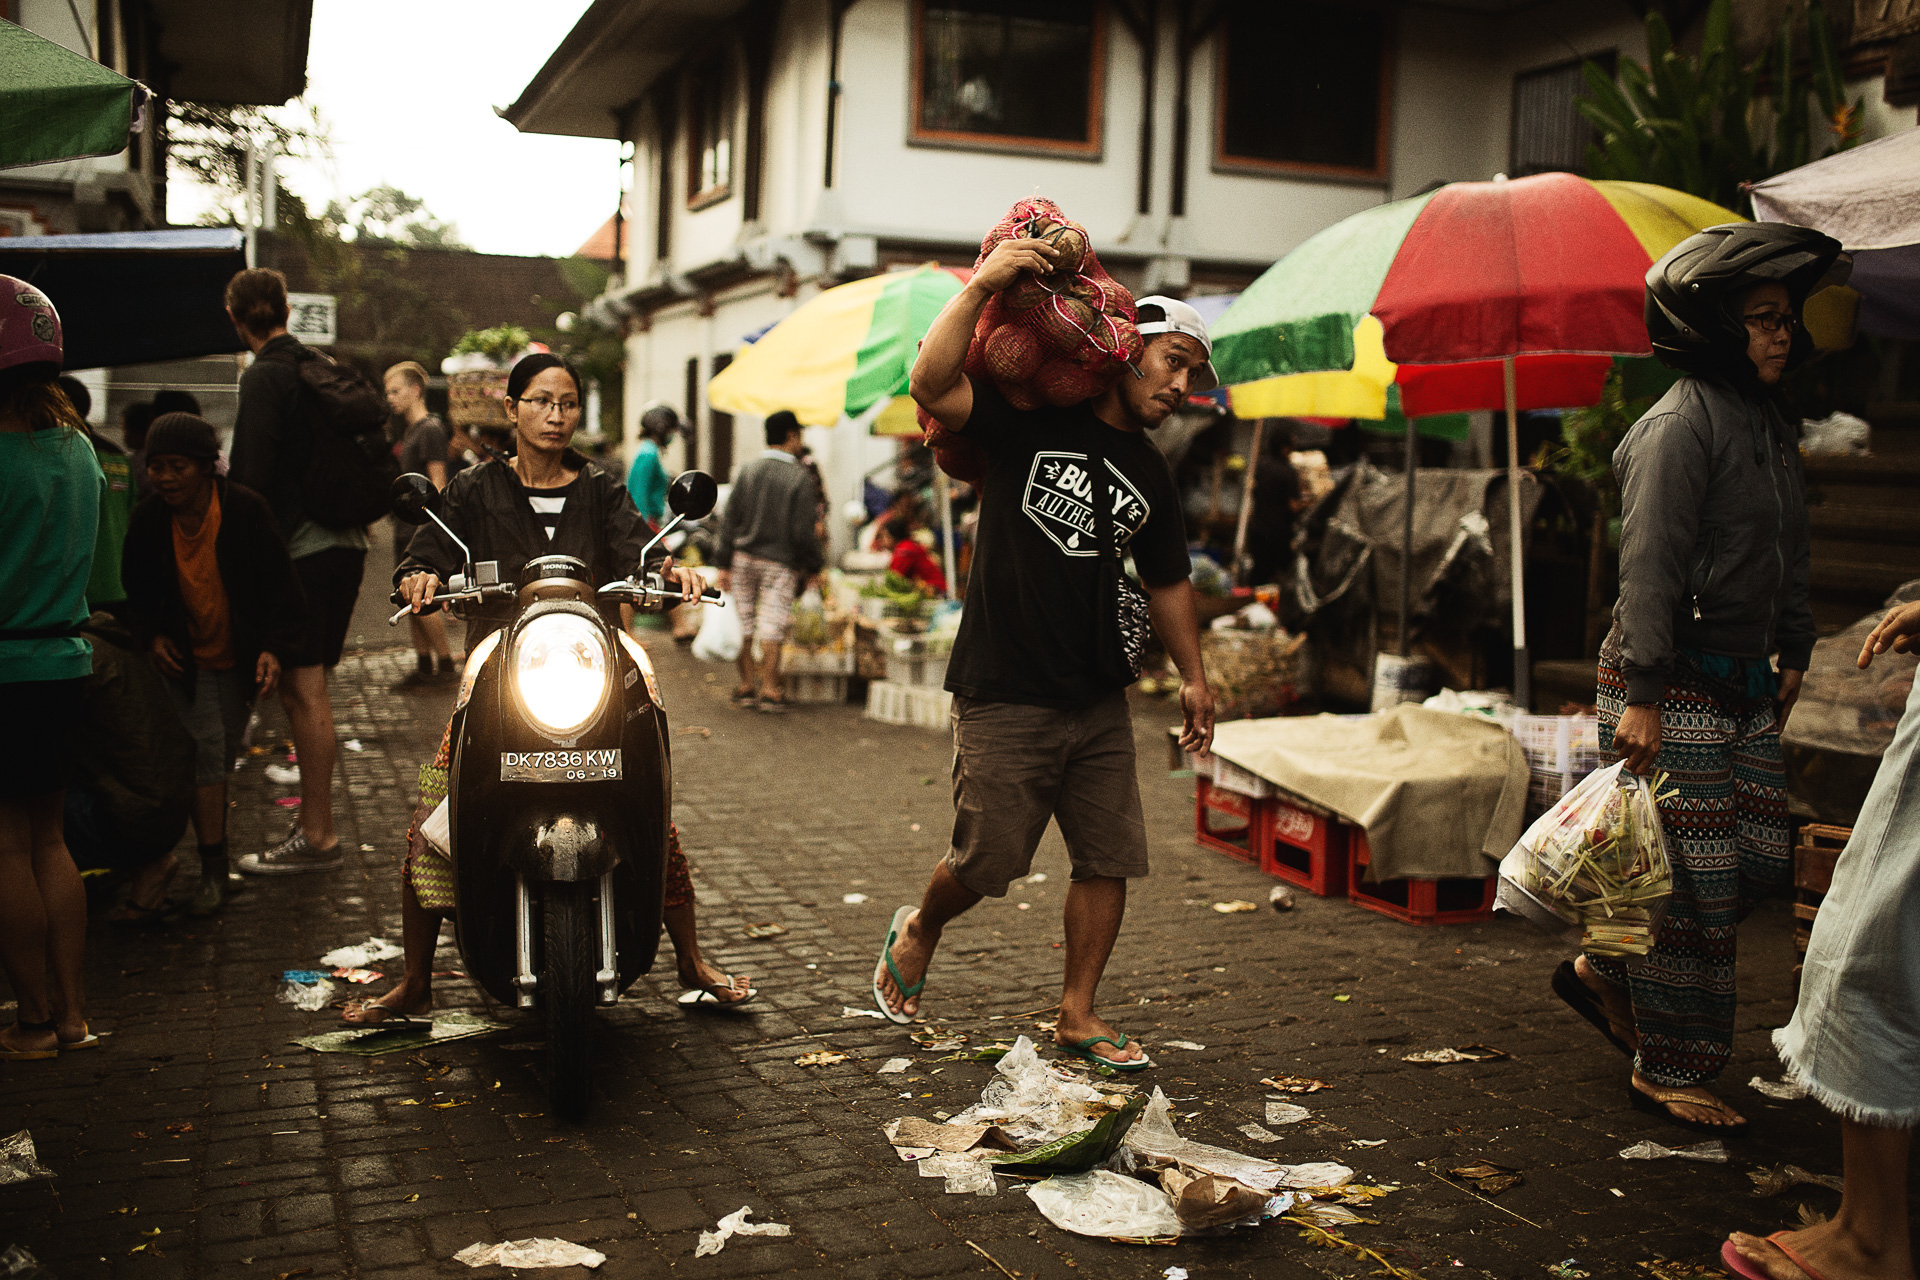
left=386, top=469, right=723, bottom=1120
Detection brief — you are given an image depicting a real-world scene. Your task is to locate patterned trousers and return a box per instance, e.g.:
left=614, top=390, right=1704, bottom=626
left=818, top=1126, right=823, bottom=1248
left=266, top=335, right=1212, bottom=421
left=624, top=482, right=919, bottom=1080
left=404, top=717, right=694, bottom=913
left=1588, top=659, right=1789, bottom=1087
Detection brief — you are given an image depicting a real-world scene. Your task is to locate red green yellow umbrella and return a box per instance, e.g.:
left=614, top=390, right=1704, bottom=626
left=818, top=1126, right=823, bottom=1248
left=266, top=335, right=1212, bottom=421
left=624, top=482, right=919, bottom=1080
left=707, top=265, right=968, bottom=427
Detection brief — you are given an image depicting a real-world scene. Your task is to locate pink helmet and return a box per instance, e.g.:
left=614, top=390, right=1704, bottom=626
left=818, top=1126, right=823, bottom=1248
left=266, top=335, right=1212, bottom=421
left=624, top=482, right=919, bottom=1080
left=0, top=275, right=63, bottom=373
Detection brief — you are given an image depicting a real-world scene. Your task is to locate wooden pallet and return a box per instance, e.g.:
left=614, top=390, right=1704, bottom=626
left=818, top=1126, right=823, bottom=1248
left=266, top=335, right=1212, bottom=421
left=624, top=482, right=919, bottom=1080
left=1793, top=822, right=1851, bottom=958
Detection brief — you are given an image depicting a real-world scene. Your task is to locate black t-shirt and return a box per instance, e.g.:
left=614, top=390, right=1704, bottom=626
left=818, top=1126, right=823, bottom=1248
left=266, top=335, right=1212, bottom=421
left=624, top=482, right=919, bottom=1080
left=398, top=413, right=451, bottom=478
left=945, top=378, right=1189, bottom=708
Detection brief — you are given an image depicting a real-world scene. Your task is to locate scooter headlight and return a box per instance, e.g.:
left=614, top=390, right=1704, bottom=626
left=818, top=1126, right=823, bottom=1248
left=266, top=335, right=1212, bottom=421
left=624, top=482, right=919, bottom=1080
left=509, top=613, right=611, bottom=738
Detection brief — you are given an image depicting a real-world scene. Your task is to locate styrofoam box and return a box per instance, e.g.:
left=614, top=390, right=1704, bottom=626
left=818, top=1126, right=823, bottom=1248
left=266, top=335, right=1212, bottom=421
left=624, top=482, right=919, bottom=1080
left=785, top=673, right=850, bottom=704
left=865, top=680, right=952, bottom=730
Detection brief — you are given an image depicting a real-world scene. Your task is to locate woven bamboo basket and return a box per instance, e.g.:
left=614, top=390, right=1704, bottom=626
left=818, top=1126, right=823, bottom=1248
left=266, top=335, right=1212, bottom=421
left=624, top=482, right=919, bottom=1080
left=447, top=369, right=511, bottom=429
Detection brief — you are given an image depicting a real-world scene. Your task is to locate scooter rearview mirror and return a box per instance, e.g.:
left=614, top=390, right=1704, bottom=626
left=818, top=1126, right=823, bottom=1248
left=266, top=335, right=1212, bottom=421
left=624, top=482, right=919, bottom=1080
left=390, top=473, right=441, bottom=525
left=667, top=470, right=718, bottom=521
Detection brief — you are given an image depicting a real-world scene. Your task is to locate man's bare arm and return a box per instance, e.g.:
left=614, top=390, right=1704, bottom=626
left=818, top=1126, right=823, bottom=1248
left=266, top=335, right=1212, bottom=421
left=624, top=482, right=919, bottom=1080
left=909, top=237, right=1059, bottom=433
left=1146, top=578, right=1213, bottom=753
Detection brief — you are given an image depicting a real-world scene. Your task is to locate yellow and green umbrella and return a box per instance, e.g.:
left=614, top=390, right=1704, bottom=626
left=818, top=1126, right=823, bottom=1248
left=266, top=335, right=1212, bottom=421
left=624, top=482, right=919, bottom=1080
left=708, top=265, right=969, bottom=427
left=1, top=20, right=146, bottom=170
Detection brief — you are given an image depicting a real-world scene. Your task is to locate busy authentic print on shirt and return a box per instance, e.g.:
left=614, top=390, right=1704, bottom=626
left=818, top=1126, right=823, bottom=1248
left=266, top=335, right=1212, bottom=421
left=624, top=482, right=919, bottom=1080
left=1023, top=452, right=1150, bottom=556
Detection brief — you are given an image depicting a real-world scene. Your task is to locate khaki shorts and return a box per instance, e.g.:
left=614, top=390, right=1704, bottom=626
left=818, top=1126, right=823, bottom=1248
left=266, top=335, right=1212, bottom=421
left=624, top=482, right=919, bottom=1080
left=943, top=692, right=1150, bottom=897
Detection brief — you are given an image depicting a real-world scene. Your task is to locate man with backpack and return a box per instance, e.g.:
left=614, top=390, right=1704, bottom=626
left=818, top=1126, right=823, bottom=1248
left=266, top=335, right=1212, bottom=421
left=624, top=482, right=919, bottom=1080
left=223, top=267, right=394, bottom=875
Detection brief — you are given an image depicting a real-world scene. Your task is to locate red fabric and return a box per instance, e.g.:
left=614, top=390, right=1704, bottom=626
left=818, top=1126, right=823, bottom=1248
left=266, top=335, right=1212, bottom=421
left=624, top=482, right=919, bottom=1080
left=1396, top=353, right=1615, bottom=417
left=889, top=539, right=948, bottom=595
left=1374, top=172, right=1654, bottom=366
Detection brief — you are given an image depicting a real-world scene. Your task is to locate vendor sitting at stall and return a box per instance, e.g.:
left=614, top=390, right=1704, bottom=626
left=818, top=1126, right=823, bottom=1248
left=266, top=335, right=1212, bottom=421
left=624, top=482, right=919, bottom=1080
left=873, top=515, right=947, bottom=596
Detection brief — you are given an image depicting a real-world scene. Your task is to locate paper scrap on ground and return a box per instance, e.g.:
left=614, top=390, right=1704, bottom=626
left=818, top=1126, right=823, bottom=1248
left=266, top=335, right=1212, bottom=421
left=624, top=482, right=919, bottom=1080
left=1238, top=1123, right=1282, bottom=1144
left=343, top=738, right=364, bottom=751
left=1163, top=1040, right=1206, bottom=1051
left=1265, top=1101, right=1311, bottom=1126
left=321, top=936, right=404, bottom=968
left=1351, top=1139, right=1387, bottom=1148
left=694, top=1206, right=791, bottom=1257
left=277, top=977, right=335, bottom=1011
left=842, top=893, right=870, bottom=904
left=292, top=1011, right=505, bottom=1056
left=916, top=1154, right=999, bottom=1195
left=743, top=922, right=788, bottom=939
left=1750, top=1075, right=1811, bottom=1101
left=841, top=1006, right=886, bottom=1020
left=878, top=1058, right=912, bottom=1075
left=1619, top=1140, right=1729, bottom=1163
left=1212, top=900, right=1259, bottom=913
left=884, top=1117, right=1015, bottom=1154
left=1164, top=1268, right=1189, bottom=1280
left=795, top=1050, right=847, bottom=1067
left=0, top=1131, right=55, bottom=1187
left=1448, top=1161, right=1523, bottom=1195
left=453, top=1238, right=605, bottom=1269
left=1262, top=1075, right=1331, bottom=1094
left=1749, top=1164, right=1845, bottom=1196
left=1403, top=1045, right=1509, bottom=1064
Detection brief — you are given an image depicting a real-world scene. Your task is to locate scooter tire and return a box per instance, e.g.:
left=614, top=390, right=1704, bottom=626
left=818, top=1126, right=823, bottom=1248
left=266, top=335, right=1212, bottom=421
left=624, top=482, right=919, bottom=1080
left=543, top=882, right=597, bottom=1121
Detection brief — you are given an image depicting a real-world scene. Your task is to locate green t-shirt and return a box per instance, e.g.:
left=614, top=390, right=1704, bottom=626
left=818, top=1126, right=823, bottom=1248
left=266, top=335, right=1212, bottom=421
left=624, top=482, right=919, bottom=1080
left=87, top=433, right=133, bottom=608
left=0, top=427, right=102, bottom=683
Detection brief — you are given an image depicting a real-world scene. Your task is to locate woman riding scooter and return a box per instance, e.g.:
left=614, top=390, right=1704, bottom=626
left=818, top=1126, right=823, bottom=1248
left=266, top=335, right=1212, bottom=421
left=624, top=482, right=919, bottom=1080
left=344, top=352, right=754, bottom=1023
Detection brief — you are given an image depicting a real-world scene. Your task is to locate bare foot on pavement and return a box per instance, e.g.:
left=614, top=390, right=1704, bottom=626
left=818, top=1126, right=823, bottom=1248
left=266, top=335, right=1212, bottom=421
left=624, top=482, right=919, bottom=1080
left=340, top=986, right=432, bottom=1025
left=1728, top=1220, right=1917, bottom=1280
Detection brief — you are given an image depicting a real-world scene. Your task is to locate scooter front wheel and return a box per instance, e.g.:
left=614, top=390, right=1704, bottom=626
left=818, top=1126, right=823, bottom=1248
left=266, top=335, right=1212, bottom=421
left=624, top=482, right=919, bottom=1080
left=543, top=882, right=596, bottom=1121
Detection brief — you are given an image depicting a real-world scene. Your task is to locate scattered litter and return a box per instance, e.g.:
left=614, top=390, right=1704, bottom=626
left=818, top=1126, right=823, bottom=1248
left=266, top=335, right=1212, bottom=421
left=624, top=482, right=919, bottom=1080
left=453, top=1238, right=606, bottom=1269
left=1548, top=1261, right=1590, bottom=1280
left=1212, top=900, right=1259, bottom=913
left=1238, top=1124, right=1281, bottom=1144
left=1262, top=1076, right=1331, bottom=1094
left=917, top=1154, right=1000, bottom=1195
left=292, top=1011, right=505, bottom=1056
left=1448, top=1162, right=1523, bottom=1195
left=273, top=796, right=302, bottom=808
left=1164, top=1269, right=1189, bottom=1280
left=1128, top=1088, right=1345, bottom=1192
left=693, top=1206, right=790, bottom=1257
left=0, top=1131, right=55, bottom=1186
left=276, top=977, right=335, bottom=1012
left=878, top=1059, right=912, bottom=1075
left=910, top=1028, right=967, bottom=1051
left=1265, top=1102, right=1311, bottom=1126
left=265, top=763, right=302, bottom=786
left=1163, top=1041, right=1206, bottom=1052
left=884, top=1118, right=1016, bottom=1154
left=1750, top=1075, right=1811, bottom=1101
left=1289, top=1201, right=1367, bottom=1227
left=1030, top=1169, right=1184, bottom=1241
left=320, top=937, right=404, bottom=968
left=343, top=739, right=364, bottom=752
left=0, top=1245, right=40, bottom=1276
left=841, top=1006, right=887, bottom=1020
left=1269, top=885, right=1295, bottom=911
left=358, top=843, right=376, bottom=853
left=795, top=1050, right=848, bottom=1067
left=280, top=970, right=326, bottom=984
left=1332, top=994, right=1352, bottom=1003
left=1160, top=1165, right=1275, bottom=1230
left=1619, top=1140, right=1729, bottom=1163
left=1748, top=1164, right=1845, bottom=1196
left=1025, top=872, right=1048, bottom=884
left=743, top=922, right=788, bottom=939
left=331, top=968, right=382, bottom=985
left=842, top=893, right=870, bottom=905
left=1403, top=1045, right=1510, bottom=1064
left=1351, top=1139, right=1388, bottom=1148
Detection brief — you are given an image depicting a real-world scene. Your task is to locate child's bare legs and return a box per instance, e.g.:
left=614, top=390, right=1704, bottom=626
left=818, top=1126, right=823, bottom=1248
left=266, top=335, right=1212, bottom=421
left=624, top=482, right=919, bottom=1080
left=342, top=877, right=441, bottom=1023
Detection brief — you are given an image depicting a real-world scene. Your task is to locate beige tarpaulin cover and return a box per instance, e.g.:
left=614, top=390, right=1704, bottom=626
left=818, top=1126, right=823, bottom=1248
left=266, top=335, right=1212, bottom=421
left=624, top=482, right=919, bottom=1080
left=1209, top=706, right=1529, bottom=882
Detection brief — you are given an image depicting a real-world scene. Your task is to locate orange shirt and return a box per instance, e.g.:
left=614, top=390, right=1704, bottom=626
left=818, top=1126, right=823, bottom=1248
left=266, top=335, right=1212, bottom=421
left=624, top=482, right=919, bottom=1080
left=173, top=487, right=236, bottom=671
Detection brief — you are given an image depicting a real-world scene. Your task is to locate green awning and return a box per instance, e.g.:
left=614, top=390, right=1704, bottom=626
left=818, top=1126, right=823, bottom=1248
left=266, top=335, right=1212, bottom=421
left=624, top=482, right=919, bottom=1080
left=0, top=20, right=141, bottom=170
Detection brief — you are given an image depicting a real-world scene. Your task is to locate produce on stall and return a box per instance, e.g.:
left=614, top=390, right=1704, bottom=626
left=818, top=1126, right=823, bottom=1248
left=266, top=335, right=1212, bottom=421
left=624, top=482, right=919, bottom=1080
left=442, top=325, right=542, bottom=428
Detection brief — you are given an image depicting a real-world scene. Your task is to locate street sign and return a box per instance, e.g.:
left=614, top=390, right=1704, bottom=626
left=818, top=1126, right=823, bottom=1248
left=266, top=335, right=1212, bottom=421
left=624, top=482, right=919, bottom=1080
left=286, top=292, right=337, bottom=345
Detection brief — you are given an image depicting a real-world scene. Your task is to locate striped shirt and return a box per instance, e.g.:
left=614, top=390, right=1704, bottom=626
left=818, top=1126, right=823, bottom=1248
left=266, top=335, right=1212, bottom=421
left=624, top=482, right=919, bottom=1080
left=527, top=477, right=577, bottom=540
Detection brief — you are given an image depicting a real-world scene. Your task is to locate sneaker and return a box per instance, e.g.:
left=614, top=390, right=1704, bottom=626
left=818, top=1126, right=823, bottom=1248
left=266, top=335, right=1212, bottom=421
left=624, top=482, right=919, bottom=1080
left=389, top=667, right=440, bottom=692
left=237, top=829, right=343, bottom=876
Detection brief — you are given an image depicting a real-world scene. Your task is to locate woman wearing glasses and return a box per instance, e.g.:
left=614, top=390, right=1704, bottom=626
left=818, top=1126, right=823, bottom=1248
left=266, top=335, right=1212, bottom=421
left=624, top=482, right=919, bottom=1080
left=1552, top=223, right=1847, bottom=1134
left=343, top=353, right=756, bottom=1023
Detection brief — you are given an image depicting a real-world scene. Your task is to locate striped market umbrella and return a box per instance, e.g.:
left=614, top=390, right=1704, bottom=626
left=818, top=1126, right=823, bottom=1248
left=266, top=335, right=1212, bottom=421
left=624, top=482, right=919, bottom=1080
left=708, top=265, right=969, bottom=427
left=1211, top=172, right=1745, bottom=700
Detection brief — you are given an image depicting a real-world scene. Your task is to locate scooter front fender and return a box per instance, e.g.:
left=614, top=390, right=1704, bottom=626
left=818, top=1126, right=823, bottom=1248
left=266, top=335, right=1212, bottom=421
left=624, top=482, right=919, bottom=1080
left=504, top=814, right=618, bottom=883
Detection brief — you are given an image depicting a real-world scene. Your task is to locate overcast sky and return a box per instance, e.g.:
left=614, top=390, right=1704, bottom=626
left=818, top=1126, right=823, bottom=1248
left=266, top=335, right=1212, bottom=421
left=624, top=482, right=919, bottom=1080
left=169, top=0, right=622, bottom=259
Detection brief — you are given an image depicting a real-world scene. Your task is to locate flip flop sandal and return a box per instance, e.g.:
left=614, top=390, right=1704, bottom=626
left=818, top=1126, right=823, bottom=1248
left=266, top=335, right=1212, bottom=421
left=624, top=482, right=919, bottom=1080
left=1061, top=1033, right=1155, bottom=1072
left=1551, top=959, right=1634, bottom=1057
left=757, top=694, right=790, bottom=714
left=677, top=979, right=759, bottom=1011
left=1628, top=1082, right=1747, bottom=1134
left=731, top=687, right=758, bottom=707
left=0, top=1019, right=60, bottom=1061
left=340, top=997, right=427, bottom=1027
left=58, top=1021, right=100, bottom=1052
left=872, top=905, right=924, bottom=1025
left=1720, top=1233, right=1831, bottom=1280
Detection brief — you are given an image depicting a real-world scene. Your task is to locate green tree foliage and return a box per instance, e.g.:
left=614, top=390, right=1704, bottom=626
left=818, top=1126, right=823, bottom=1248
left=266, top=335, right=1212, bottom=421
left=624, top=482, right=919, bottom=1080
left=531, top=258, right=628, bottom=439
left=319, top=184, right=465, bottom=250
left=167, top=100, right=328, bottom=225
left=1577, top=0, right=1862, bottom=214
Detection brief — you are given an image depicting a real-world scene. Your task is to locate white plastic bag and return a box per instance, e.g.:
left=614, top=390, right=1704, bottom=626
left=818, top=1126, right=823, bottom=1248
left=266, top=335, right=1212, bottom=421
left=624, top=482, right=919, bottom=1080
left=691, top=600, right=742, bottom=663
left=1029, top=1170, right=1184, bottom=1240
left=420, top=797, right=451, bottom=856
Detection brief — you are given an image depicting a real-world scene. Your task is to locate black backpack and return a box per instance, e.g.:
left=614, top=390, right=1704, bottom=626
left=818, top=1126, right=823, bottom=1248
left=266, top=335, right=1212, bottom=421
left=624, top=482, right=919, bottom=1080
left=262, top=346, right=397, bottom=530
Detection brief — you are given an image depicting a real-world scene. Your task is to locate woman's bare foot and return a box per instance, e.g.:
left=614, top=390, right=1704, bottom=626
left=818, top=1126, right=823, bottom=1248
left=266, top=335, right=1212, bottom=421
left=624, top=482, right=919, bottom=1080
left=677, top=957, right=751, bottom=1004
left=1054, top=1013, right=1146, bottom=1065
left=107, top=853, right=179, bottom=922
left=0, top=1023, right=58, bottom=1056
left=877, top=910, right=936, bottom=1018
left=1575, top=955, right=1639, bottom=1052
left=1729, top=1220, right=1917, bottom=1280
left=340, top=985, right=431, bottom=1025
left=1632, top=1072, right=1745, bottom=1127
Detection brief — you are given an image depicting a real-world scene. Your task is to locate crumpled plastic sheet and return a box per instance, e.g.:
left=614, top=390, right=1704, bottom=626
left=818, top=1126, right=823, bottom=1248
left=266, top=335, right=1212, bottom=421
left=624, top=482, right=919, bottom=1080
left=1126, top=1089, right=1350, bottom=1193
left=947, top=1036, right=1109, bottom=1146
left=694, top=1206, right=791, bottom=1257
left=1619, top=1139, right=1729, bottom=1163
left=1265, top=1101, right=1311, bottom=1126
left=452, top=1238, right=606, bottom=1269
left=320, top=936, right=404, bottom=968
left=0, top=1244, right=39, bottom=1276
left=277, top=977, right=335, bottom=1012
left=916, top=1154, right=999, bottom=1196
left=1750, top=1075, right=1811, bottom=1101
left=0, top=1131, right=54, bottom=1187
left=1030, top=1170, right=1184, bottom=1240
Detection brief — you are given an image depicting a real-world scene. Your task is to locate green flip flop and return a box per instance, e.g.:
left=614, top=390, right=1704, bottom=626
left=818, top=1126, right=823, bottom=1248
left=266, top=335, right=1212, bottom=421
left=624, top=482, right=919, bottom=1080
left=1061, top=1033, right=1155, bottom=1072
left=872, top=905, right=924, bottom=1025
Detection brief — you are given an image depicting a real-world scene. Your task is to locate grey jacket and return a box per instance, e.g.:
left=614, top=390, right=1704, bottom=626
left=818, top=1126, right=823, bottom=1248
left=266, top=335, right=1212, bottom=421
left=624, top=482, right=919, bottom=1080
left=1610, top=375, right=1815, bottom=705
left=714, top=451, right=823, bottom=575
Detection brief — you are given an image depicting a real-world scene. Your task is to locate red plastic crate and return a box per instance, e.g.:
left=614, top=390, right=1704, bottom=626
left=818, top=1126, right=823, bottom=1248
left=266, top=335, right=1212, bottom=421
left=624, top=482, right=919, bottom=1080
left=1263, top=800, right=1350, bottom=897
left=1346, top=828, right=1496, bottom=925
left=1195, top=777, right=1268, bottom=866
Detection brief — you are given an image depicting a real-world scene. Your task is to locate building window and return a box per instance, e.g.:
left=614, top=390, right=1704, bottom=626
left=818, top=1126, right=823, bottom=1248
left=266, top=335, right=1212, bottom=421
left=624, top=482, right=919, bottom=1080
left=1511, top=54, right=1613, bottom=177
left=1214, top=3, right=1390, bottom=180
left=912, top=0, right=1104, bottom=155
left=687, top=52, right=733, bottom=208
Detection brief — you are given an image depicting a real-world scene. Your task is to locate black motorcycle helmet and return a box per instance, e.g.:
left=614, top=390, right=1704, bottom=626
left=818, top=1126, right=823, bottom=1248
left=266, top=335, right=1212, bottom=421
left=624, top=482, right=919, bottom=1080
left=639, top=403, right=680, bottom=442
left=1644, top=222, right=1850, bottom=381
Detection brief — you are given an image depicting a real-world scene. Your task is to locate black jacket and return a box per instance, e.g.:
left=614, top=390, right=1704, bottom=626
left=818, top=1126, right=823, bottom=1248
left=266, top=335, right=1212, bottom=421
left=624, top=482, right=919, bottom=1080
left=68, top=611, right=194, bottom=850
left=1609, top=375, right=1815, bottom=704
left=227, top=333, right=313, bottom=541
left=395, top=452, right=660, bottom=645
left=122, top=478, right=312, bottom=696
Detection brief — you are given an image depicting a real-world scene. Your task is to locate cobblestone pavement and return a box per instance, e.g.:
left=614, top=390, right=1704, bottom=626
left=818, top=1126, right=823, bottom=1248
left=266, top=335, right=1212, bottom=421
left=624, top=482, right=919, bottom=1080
left=0, top=552, right=1881, bottom=1280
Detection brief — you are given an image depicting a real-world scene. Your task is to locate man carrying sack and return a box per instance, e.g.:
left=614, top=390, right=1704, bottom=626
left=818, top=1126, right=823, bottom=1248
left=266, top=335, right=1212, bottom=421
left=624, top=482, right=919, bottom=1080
left=872, top=230, right=1214, bottom=1070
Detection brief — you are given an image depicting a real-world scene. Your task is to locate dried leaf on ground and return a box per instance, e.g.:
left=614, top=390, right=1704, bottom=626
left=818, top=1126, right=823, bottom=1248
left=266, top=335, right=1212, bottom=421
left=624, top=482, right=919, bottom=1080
left=795, top=1050, right=848, bottom=1067
left=911, top=1028, right=967, bottom=1050
left=1163, top=1040, right=1206, bottom=1051
left=1262, top=1076, right=1331, bottom=1094
left=1449, top=1161, right=1524, bottom=1195
left=1619, top=1140, right=1728, bottom=1163
left=1403, top=1045, right=1510, bottom=1064
left=1748, top=1164, right=1845, bottom=1196
left=877, top=1058, right=912, bottom=1075
left=743, top=922, right=787, bottom=939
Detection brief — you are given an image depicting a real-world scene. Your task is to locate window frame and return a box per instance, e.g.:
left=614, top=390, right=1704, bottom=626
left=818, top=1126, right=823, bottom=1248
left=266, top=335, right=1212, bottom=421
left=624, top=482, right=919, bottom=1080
left=685, top=48, right=736, bottom=211
left=1209, top=5, right=1394, bottom=183
left=908, top=0, right=1108, bottom=160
